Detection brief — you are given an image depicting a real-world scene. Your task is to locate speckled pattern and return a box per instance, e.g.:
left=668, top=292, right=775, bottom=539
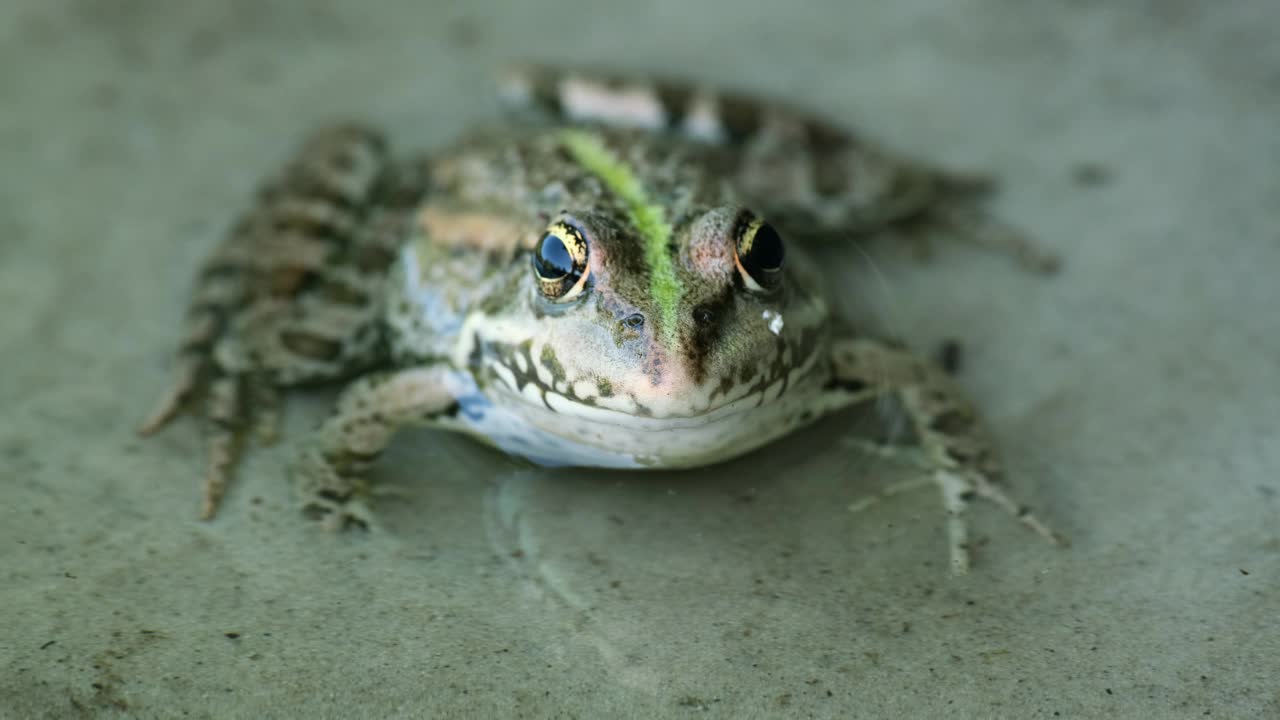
left=2, top=1, right=1278, bottom=717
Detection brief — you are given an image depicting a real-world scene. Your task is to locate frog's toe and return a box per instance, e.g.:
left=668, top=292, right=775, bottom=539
left=937, top=468, right=1065, bottom=575
left=292, top=445, right=376, bottom=532
left=302, top=494, right=376, bottom=533
left=960, top=468, right=1066, bottom=548
left=935, top=469, right=977, bottom=576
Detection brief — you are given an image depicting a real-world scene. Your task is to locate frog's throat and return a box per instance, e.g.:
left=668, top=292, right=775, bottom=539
left=558, top=129, right=683, bottom=349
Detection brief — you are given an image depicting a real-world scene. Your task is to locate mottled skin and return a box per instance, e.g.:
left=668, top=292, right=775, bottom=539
left=140, top=65, right=1062, bottom=574
left=393, top=126, right=829, bottom=409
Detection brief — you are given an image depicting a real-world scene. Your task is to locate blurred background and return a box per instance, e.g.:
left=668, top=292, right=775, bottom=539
left=2, top=1, right=1277, bottom=716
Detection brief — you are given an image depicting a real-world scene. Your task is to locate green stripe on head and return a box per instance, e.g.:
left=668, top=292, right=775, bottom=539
left=558, top=129, right=683, bottom=347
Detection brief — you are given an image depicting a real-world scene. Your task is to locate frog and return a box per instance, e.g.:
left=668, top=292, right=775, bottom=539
left=138, top=64, right=1063, bottom=574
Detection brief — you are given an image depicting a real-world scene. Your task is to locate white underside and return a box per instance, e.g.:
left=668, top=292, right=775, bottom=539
left=431, top=370, right=855, bottom=470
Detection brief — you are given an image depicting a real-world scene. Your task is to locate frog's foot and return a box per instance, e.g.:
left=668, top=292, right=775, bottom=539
left=197, top=374, right=246, bottom=520
left=848, top=461, right=1062, bottom=575
left=291, top=366, right=458, bottom=530
left=830, top=337, right=1064, bottom=574
left=926, top=200, right=1062, bottom=274
left=158, top=368, right=287, bottom=520
left=880, top=166, right=1060, bottom=274
left=293, top=443, right=379, bottom=532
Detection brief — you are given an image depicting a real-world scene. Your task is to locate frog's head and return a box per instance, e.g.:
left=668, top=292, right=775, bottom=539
left=459, top=129, right=833, bottom=425
left=505, top=202, right=830, bottom=420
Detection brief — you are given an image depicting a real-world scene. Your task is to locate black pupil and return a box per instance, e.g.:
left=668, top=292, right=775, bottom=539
left=747, top=223, right=784, bottom=271
left=534, top=233, right=574, bottom=279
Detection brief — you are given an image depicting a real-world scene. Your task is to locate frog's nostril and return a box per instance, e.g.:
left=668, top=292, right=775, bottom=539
left=693, top=306, right=716, bottom=325
left=623, top=313, right=645, bottom=329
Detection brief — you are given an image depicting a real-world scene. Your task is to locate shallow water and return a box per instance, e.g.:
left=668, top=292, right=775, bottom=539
left=3, top=1, right=1279, bottom=717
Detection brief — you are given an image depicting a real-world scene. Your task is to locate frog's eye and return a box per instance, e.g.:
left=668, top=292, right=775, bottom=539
left=734, top=217, right=785, bottom=292
left=533, top=221, right=590, bottom=301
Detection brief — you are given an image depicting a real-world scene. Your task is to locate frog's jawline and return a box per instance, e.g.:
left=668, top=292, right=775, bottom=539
left=430, top=369, right=854, bottom=470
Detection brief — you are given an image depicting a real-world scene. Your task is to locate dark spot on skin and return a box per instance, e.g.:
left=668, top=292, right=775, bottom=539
left=280, top=330, right=345, bottom=362
left=825, top=378, right=867, bottom=394
left=718, top=95, right=763, bottom=145
left=928, top=410, right=971, bottom=435
left=179, top=330, right=219, bottom=355
left=709, top=372, right=736, bottom=402
left=209, top=414, right=240, bottom=433
left=532, top=76, right=565, bottom=118
left=769, top=335, right=791, bottom=397
left=328, top=148, right=357, bottom=173
left=199, top=261, right=242, bottom=281
left=369, top=159, right=429, bottom=210
left=540, top=344, right=566, bottom=383
left=655, top=83, right=693, bottom=130
left=596, top=378, right=614, bottom=397
left=267, top=265, right=318, bottom=298
left=353, top=245, right=397, bottom=273
left=485, top=341, right=536, bottom=393
left=316, top=488, right=353, bottom=503
left=467, top=332, right=484, bottom=370
left=268, top=203, right=352, bottom=246
left=319, top=278, right=371, bottom=307
left=630, top=396, right=653, bottom=417
left=684, top=290, right=734, bottom=384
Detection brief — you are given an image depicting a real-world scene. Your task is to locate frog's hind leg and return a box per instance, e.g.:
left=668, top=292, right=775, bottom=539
left=499, top=63, right=1058, bottom=273
left=139, top=124, right=427, bottom=519
left=828, top=337, right=1063, bottom=574
left=726, top=109, right=1061, bottom=273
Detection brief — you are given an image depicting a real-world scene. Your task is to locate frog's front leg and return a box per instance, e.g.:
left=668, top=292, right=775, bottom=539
left=293, top=365, right=458, bottom=531
left=829, top=337, right=1062, bottom=574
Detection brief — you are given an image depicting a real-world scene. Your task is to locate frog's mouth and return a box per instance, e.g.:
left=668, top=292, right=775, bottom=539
left=447, top=351, right=848, bottom=472
left=481, top=342, right=827, bottom=426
